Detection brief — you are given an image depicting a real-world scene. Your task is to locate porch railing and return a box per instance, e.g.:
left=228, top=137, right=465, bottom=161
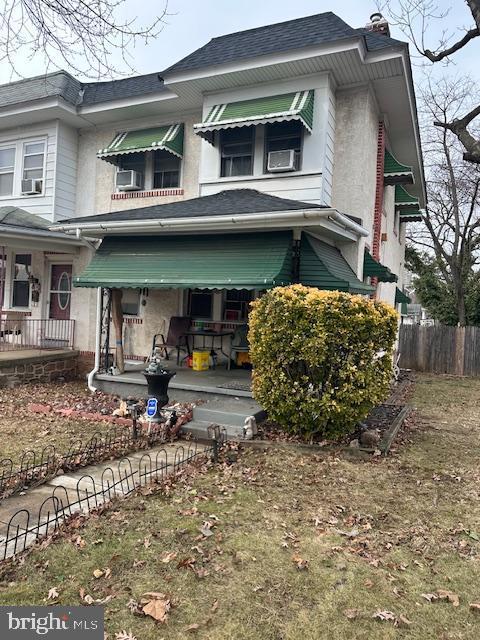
left=0, top=318, right=75, bottom=352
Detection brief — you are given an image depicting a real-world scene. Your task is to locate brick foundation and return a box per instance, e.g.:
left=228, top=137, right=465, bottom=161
left=0, top=351, right=79, bottom=384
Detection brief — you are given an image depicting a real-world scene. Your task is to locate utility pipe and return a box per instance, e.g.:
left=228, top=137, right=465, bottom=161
left=87, top=286, right=102, bottom=392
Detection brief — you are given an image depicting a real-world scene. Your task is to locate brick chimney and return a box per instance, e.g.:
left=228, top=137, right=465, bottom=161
left=365, top=12, right=390, bottom=37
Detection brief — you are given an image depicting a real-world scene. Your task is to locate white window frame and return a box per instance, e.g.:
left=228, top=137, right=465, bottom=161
left=0, top=144, right=16, bottom=197
left=114, top=150, right=182, bottom=193
left=0, top=135, right=47, bottom=199
left=21, top=139, right=46, bottom=194
left=11, top=252, right=32, bottom=309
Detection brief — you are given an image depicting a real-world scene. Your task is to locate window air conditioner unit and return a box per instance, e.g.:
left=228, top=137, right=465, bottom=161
left=21, top=179, right=43, bottom=195
left=116, top=170, right=143, bottom=191
left=267, top=149, right=296, bottom=172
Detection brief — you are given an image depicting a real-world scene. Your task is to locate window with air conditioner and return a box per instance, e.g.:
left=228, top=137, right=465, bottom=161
left=121, top=288, right=141, bottom=316
left=220, top=127, right=254, bottom=177
left=0, top=146, right=15, bottom=196
left=22, top=141, right=45, bottom=194
left=116, top=152, right=145, bottom=191
left=264, top=121, right=302, bottom=173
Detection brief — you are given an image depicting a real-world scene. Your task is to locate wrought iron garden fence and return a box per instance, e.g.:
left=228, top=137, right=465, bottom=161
left=0, top=436, right=224, bottom=560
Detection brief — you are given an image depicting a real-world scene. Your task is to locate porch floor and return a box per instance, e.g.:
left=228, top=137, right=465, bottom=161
left=95, top=363, right=253, bottom=399
left=0, top=349, right=77, bottom=364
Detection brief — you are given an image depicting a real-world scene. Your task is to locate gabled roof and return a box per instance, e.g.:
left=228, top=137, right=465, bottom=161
left=164, top=12, right=405, bottom=75
left=59, top=189, right=329, bottom=225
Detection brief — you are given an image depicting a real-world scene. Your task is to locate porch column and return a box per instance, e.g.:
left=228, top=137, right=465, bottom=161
left=111, top=288, right=125, bottom=373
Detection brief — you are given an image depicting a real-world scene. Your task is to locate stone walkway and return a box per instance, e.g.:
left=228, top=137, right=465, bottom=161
left=0, top=439, right=207, bottom=559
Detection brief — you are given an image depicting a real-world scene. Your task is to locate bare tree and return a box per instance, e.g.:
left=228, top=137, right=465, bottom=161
left=379, top=0, right=480, bottom=164
left=0, top=0, right=169, bottom=79
left=408, top=76, right=480, bottom=324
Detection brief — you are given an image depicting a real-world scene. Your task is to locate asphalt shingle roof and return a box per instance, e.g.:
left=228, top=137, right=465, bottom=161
left=0, top=206, right=50, bottom=229
left=0, top=71, right=82, bottom=108
left=164, top=12, right=404, bottom=75
left=61, top=189, right=328, bottom=225
left=81, top=73, right=166, bottom=105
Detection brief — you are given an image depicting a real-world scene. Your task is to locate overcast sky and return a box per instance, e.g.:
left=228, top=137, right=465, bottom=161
left=0, top=0, right=477, bottom=85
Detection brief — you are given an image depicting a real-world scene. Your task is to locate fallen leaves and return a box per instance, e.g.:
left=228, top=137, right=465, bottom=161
left=160, top=551, right=178, bottom=564
left=373, top=610, right=411, bottom=627
left=422, top=590, right=460, bottom=606
left=343, top=608, right=359, bottom=620
left=47, top=587, right=59, bottom=600
left=469, top=602, right=480, bottom=613
left=93, top=567, right=111, bottom=579
left=291, top=554, right=309, bottom=570
left=141, top=592, right=171, bottom=623
left=114, top=632, right=137, bottom=640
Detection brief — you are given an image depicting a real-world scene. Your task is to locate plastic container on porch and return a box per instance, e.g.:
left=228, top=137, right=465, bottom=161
left=192, top=349, right=210, bottom=371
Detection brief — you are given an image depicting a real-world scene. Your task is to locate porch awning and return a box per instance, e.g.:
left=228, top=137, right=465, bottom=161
left=363, top=250, right=398, bottom=282
left=300, top=234, right=374, bottom=295
left=384, top=150, right=414, bottom=185
left=395, top=185, right=419, bottom=210
left=194, top=90, right=314, bottom=142
left=400, top=209, right=423, bottom=222
left=74, top=232, right=292, bottom=290
left=395, top=287, right=411, bottom=304
left=97, top=124, right=184, bottom=164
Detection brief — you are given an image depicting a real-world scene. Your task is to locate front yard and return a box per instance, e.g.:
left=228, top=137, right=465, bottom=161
left=1, top=374, right=479, bottom=639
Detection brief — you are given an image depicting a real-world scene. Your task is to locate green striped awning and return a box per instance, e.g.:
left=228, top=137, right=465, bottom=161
left=395, top=185, right=419, bottom=210
left=395, top=287, right=411, bottom=305
left=384, top=150, right=414, bottom=185
left=97, top=124, right=184, bottom=164
left=400, top=209, right=423, bottom=222
left=363, top=251, right=398, bottom=282
left=300, top=234, right=374, bottom=295
left=74, top=232, right=292, bottom=290
left=194, top=90, right=314, bottom=142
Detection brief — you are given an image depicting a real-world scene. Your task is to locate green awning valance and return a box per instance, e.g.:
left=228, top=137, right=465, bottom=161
left=400, top=209, right=423, bottom=222
left=395, top=287, right=411, bottom=304
left=395, top=185, right=419, bottom=210
left=384, top=150, right=414, bottom=185
left=194, top=90, right=314, bottom=142
left=363, top=251, right=398, bottom=282
left=300, top=234, right=374, bottom=295
left=97, top=124, right=184, bottom=163
left=74, top=232, right=292, bottom=290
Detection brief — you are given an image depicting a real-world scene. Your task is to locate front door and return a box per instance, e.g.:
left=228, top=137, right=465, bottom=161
left=49, top=264, right=72, bottom=320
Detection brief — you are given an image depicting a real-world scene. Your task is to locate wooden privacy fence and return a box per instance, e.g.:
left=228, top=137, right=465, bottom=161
left=398, top=324, right=480, bottom=376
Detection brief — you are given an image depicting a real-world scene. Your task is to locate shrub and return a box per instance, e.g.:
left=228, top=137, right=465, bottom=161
left=248, top=285, right=398, bottom=439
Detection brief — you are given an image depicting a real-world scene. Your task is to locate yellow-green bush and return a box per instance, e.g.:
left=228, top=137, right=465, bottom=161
left=248, top=285, right=398, bottom=439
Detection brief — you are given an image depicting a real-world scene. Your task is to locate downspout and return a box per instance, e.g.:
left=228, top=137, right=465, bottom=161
left=87, top=287, right=102, bottom=392
left=371, top=121, right=386, bottom=297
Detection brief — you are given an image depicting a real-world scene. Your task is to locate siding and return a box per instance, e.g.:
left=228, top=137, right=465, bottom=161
left=54, top=121, right=78, bottom=221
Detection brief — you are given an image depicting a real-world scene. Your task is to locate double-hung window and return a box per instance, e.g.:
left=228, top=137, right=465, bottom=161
left=154, top=150, right=181, bottom=188
left=12, top=253, right=31, bottom=308
left=220, top=128, right=254, bottom=177
left=23, top=141, right=45, bottom=188
left=264, top=121, right=303, bottom=171
left=0, top=147, right=15, bottom=196
left=118, top=152, right=146, bottom=189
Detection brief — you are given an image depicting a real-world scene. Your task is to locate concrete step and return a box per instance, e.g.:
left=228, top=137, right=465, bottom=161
left=193, top=396, right=266, bottom=428
left=182, top=420, right=244, bottom=439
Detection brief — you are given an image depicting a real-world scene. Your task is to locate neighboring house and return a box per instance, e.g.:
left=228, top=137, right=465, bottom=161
left=0, top=11, right=425, bottom=377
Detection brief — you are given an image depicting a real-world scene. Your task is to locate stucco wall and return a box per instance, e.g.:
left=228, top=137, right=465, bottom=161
left=75, top=113, right=201, bottom=218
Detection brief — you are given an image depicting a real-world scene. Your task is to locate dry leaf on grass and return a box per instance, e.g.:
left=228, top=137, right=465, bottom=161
left=141, top=592, right=171, bottom=623
left=469, top=603, right=480, bottom=613
left=161, top=551, right=178, bottom=564
left=373, top=610, right=411, bottom=627
left=115, top=632, right=137, bottom=640
left=344, top=609, right=359, bottom=620
left=422, top=590, right=460, bottom=606
left=186, top=624, right=200, bottom=632
left=47, top=587, right=59, bottom=600
left=291, top=554, right=309, bottom=570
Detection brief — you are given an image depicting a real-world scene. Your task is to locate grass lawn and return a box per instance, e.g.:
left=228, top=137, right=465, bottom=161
left=0, top=381, right=120, bottom=462
left=1, top=374, right=479, bottom=639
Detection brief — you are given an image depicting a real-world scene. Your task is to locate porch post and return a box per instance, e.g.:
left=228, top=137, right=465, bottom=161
left=111, top=288, right=125, bottom=373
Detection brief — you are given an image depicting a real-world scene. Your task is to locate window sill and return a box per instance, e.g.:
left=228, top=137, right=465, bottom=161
left=112, top=188, right=184, bottom=200
left=200, top=170, right=322, bottom=185
left=0, top=193, right=45, bottom=200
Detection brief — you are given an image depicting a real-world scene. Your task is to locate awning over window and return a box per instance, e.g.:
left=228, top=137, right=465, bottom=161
left=363, top=251, right=398, bottom=282
left=395, top=287, right=411, bottom=304
left=384, top=150, right=414, bottom=185
left=400, top=209, right=423, bottom=222
left=395, top=185, right=419, bottom=209
left=194, top=90, right=314, bottom=142
left=300, top=235, right=374, bottom=295
left=97, top=124, right=184, bottom=164
left=74, top=232, right=292, bottom=290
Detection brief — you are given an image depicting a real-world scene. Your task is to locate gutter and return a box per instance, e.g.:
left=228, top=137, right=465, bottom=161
left=53, top=208, right=369, bottom=238
left=0, top=224, right=87, bottom=246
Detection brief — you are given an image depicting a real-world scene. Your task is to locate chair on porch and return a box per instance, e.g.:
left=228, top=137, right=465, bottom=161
left=151, top=316, right=191, bottom=365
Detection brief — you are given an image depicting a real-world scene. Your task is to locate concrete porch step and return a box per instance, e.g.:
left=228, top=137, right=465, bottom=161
left=183, top=420, right=245, bottom=439
left=193, top=396, right=266, bottom=428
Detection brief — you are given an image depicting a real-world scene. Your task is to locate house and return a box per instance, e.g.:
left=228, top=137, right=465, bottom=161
left=1, top=11, right=425, bottom=395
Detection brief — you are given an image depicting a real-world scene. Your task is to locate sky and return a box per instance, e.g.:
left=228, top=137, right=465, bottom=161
left=0, top=0, right=478, bottom=85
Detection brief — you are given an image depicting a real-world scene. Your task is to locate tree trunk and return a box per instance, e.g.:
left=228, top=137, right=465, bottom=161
left=111, top=289, right=125, bottom=373
left=455, top=279, right=467, bottom=326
